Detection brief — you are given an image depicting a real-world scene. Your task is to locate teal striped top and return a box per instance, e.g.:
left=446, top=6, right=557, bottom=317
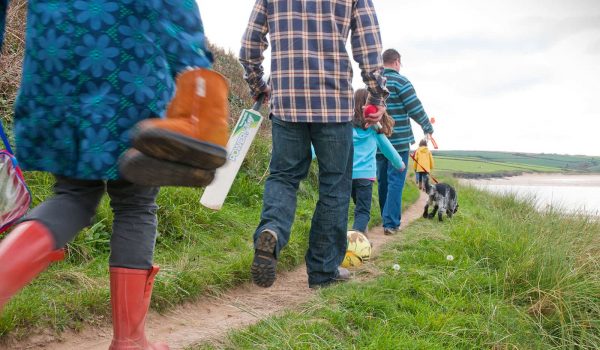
left=380, top=68, right=434, bottom=152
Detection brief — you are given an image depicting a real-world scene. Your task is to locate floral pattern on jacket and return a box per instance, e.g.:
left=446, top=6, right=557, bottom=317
left=0, top=0, right=212, bottom=179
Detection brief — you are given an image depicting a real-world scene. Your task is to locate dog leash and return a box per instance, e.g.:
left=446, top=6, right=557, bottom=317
left=372, top=120, right=438, bottom=184
left=410, top=151, right=439, bottom=184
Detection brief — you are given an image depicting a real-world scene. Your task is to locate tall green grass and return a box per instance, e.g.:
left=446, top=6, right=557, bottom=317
left=0, top=138, right=307, bottom=338
left=0, top=137, right=422, bottom=341
left=199, top=186, right=599, bottom=349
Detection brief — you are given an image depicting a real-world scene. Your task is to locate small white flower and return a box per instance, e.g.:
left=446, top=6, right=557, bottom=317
left=392, top=264, right=400, bottom=271
left=446, top=255, right=454, bottom=261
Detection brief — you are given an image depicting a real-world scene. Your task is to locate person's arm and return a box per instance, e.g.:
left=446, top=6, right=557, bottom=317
left=375, top=133, right=405, bottom=171
left=413, top=151, right=418, bottom=170
left=350, top=0, right=389, bottom=109
left=1, top=0, right=8, bottom=50
left=239, top=0, right=269, bottom=100
left=397, top=80, right=434, bottom=135
left=429, top=151, right=434, bottom=170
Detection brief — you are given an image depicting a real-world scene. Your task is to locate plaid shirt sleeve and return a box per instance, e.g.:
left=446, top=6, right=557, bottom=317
left=1, top=0, right=8, bottom=50
left=351, top=0, right=389, bottom=106
left=239, top=0, right=269, bottom=98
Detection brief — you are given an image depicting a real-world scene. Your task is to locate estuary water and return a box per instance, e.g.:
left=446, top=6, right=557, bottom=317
left=461, top=174, right=600, bottom=216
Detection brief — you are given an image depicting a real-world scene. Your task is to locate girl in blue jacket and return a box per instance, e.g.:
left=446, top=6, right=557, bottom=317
left=351, top=89, right=405, bottom=235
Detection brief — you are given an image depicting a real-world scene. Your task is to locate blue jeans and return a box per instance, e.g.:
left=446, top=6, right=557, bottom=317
left=376, top=151, right=409, bottom=229
left=255, top=117, right=353, bottom=286
left=416, top=171, right=429, bottom=189
left=351, top=179, right=374, bottom=233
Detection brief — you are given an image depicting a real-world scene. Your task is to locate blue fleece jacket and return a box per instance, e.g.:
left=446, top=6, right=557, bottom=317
left=353, top=127, right=405, bottom=179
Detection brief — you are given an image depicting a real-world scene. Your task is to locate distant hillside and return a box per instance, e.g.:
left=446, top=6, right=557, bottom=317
left=430, top=150, right=600, bottom=176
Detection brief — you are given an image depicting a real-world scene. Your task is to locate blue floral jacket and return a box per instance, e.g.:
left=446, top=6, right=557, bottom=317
left=0, top=0, right=212, bottom=179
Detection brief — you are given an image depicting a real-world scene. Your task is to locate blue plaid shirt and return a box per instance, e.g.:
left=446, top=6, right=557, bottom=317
left=240, top=0, right=388, bottom=123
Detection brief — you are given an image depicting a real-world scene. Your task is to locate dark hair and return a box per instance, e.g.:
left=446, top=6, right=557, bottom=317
left=353, top=88, right=369, bottom=128
left=353, top=88, right=394, bottom=136
left=419, top=139, right=428, bottom=147
left=382, top=49, right=401, bottom=65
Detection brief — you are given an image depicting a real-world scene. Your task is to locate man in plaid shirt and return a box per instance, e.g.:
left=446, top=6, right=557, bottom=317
left=240, top=0, right=388, bottom=289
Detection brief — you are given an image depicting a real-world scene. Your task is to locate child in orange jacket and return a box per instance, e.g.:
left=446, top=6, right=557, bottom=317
left=413, top=139, right=434, bottom=191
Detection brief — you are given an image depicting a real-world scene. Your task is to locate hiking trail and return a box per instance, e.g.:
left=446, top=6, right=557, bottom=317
left=4, top=193, right=427, bottom=350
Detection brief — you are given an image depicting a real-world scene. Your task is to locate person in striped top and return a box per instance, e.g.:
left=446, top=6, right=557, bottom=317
left=376, top=49, right=434, bottom=235
left=240, top=0, right=389, bottom=289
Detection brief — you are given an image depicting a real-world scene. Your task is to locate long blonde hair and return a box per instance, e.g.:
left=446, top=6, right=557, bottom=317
left=353, top=88, right=394, bottom=137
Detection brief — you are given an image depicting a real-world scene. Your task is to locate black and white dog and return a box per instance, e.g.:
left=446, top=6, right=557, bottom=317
left=423, top=182, right=459, bottom=221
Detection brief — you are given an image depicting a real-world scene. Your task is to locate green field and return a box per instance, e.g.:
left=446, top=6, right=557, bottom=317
left=433, top=151, right=600, bottom=173
left=431, top=155, right=561, bottom=175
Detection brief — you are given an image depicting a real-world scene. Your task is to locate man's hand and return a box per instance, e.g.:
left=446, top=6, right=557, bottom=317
left=255, top=86, right=271, bottom=104
left=363, top=104, right=386, bottom=127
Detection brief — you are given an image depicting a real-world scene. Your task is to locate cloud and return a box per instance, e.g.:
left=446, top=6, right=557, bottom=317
left=408, top=35, right=553, bottom=56
left=474, top=74, right=549, bottom=96
left=406, top=15, right=600, bottom=57
left=587, top=38, right=600, bottom=54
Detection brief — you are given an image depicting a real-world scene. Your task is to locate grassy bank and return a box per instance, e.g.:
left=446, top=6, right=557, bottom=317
left=199, top=186, right=599, bottom=349
left=1, top=137, right=281, bottom=338
left=0, top=137, right=420, bottom=340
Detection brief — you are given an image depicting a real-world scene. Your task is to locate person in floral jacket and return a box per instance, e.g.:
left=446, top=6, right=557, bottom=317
left=0, top=1, right=229, bottom=349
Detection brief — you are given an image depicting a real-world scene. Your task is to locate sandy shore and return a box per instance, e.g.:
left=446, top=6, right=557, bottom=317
left=460, top=173, right=600, bottom=187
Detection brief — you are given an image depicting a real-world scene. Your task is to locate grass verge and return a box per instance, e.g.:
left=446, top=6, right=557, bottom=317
left=0, top=137, right=420, bottom=341
left=197, top=185, right=599, bottom=349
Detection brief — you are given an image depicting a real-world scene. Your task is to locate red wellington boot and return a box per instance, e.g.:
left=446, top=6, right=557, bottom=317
left=109, top=266, right=169, bottom=350
left=0, top=221, right=65, bottom=311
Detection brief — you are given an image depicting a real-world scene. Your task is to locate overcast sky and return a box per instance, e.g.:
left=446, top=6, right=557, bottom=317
left=197, top=0, right=600, bottom=156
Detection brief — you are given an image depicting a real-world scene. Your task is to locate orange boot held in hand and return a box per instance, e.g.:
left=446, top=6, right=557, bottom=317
left=132, top=68, right=229, bottom=170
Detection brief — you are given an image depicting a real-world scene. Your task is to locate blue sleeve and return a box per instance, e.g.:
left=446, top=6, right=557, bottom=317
left=1, top=0, right=8, bottom=50
left=151, top=0, right=213, bottom=78
left=375, top=133, right=405, bottom=170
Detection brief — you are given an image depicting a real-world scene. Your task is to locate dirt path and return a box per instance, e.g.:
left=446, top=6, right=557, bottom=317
left=5, top=193, right=427, bottom=350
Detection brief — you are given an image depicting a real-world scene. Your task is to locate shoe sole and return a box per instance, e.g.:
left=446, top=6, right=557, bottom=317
left=132, top=127, right=227, bottom=170
left=251, top=231, right=277, bottom=288
left=119, top=149, right=215, bottom=187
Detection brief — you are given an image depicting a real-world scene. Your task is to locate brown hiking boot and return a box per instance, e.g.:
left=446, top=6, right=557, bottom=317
left=132, top=68, right=229, bottom=170
left=119, top=149, right=215, bottom=187
left=251, top=229, right=278, bottom=288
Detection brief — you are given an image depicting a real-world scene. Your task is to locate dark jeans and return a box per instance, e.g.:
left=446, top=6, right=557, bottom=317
left=255, top=117, right=353, bottom=286
left=376, top=151, right=409, bottom=229
left=24, top=177, right=159, bottom=269
left=351, top=179, right=374, bottom=233
left=416, top=171, right=429, bottom=189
